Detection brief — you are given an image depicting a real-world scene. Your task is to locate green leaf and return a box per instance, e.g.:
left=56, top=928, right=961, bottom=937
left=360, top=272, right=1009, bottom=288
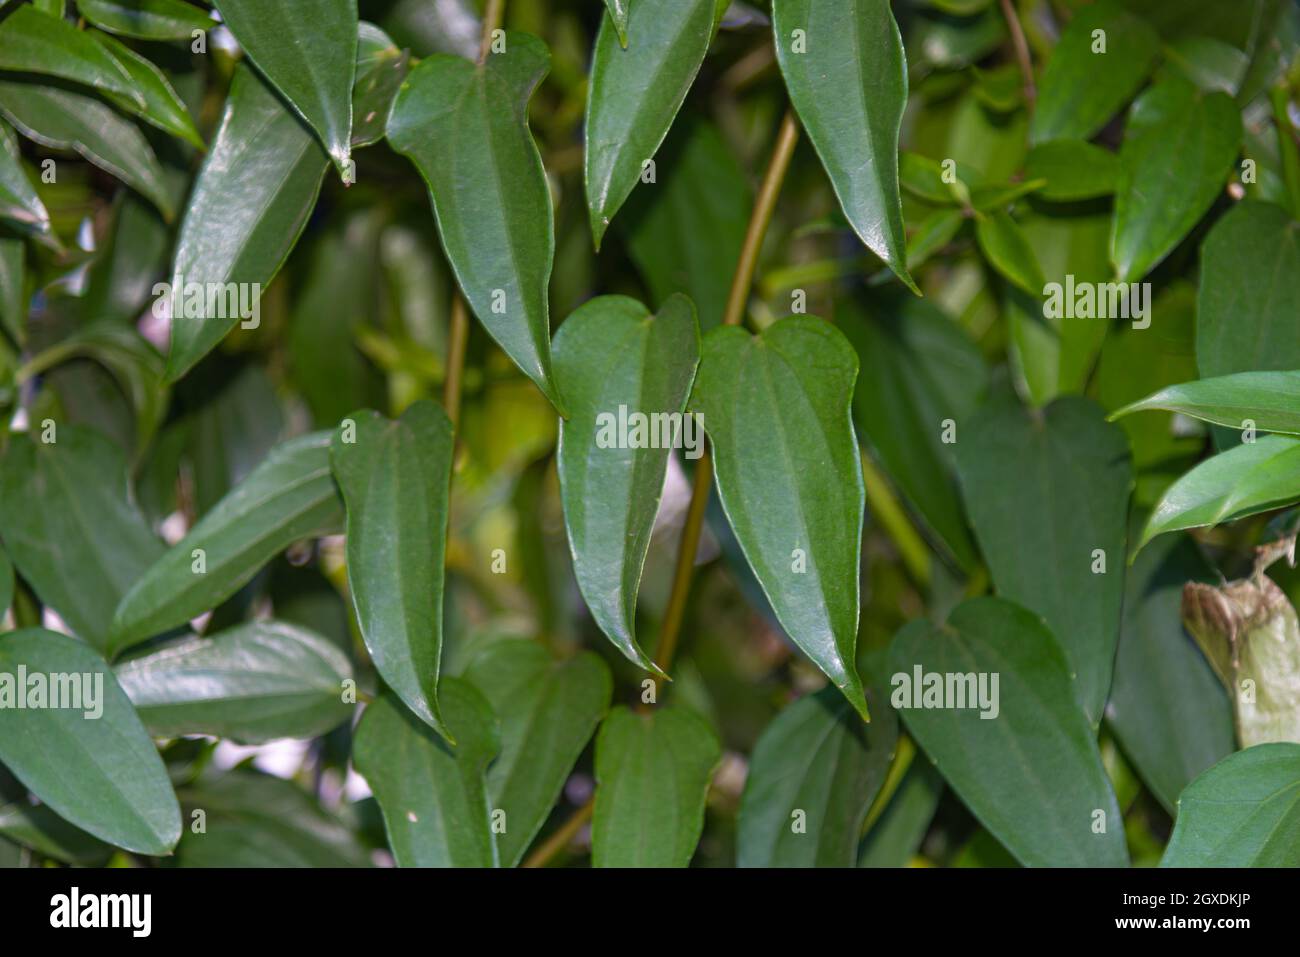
left=353, top=681, right=500, bottom=867
left=76, top=0, right=214, bottom=41
left=185, top=363, right=285, bottom=514
left=738, top=685, right=896, bottom=867
left=1112, top=75, right=1241, bottom=282
left=1136, top=434, right=1300, bottom=550
left=387, top=33, right=564, bottom=411
left=1023, top=140, right=1120, bottom=201
left=163, top=65, right=329, bottom=382
left=114, top=620, right=354, bottom=744
left=0, top=77, right=174, bottom=221
left=839, top=293, right=986, bottom=570
left=889, top=598, right=1129, bottom=867
left=462, top=640, right=612, bottom=867
left=553, top=294, right=700, bottom=674
left=772, top=0, right=915, bottom=291
left=110, top=431, right=343, bottom=655
left=175, top=771, right=369, bottom=866
left=689, top=317, right=869, bottom=719
left=0, top=6, right=144, bottom=112
left=857, top=754, right=944, bottom=867
left=1030, top=0, right=1160, bottom=144
left=352, top=22, right=410, bottom=148
left=0, top=238, right=23, bottom=347
left=213, top=0, right=358, bottom=175
left=1113, top=371, right=1300, bottom=436
left=623, top=115, right=750, bottom=331
left=0, top=629, right=181, bottom=856
left=1106, top=532, right=1235, bottom=815
left=0, top=543, right=12, bottom=620
left=1196, top=201, right=1300, bottom=380
left=0, top=120, right=52, bottom=239
left=905, top=207, right=964, bottom=272
left=0, top=426, right=164, bottom=651
left=0, top=801, right=112, bottom=865
left=603, top=0, right=631, bottom=47
left=82, top=188, right=172, bottom=325
left=584, top=0, right=718, bottom=248
left=91, top=30, right=205, bottom=150
left=1161, top=743, right=1300, bottom=866
left=591, top=704, right=720, bottom=867
left=331, top=401, right=454, bottom=739
left=974, top=211, right=1045, bottom=296
left=955, top=397, right=1132, bottom=726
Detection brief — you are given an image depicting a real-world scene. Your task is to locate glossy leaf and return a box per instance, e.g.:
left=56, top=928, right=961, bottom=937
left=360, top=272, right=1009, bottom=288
left=689, top=317, right=869, bottom=719
left=1196, top=201, right=1300, bottom=380
left=975, top=211, right=1045, bottom=296
left=110, top=431, right=343, bottom=654
left=603, top=0, right=631, bottom=47
left=0, top=120, right=52, bottom=239
left=0, top=427, right=164, bottom=651
left=1161, top=743, right=1300, bottom=867
left=353, top=682, right=500, bottom=868
left=1112, top=76, right=1241, bottom=282
left=553, top=294, right=700, bottom=674
left=213, top=0, right=358, bottom=174
left=772, top=0, right=916, bottom=291
left=462, top=640, right=611, bottom=867
left=1030, top=0, right=1160, bottom=144
left=163, top=65, right=329, bottom=381
left=890, top=598, right=1129, bottom=867
left=591, top=705, right=720, bottom=867
left=1105, top=532, right=1235, bottom=814
left=1113, top=370, right=1300, bottom=436
left=1136, top=434, right=1300, bottom=550
left=0, top=6, right=143, bottom=110
left=0, top=78, right=173, bottom=220
left=738, top=686, right=896, bottom=867
left=584, top=0, right=718, bottom=248
left=0, top=629, right=181, bottom=856
left=331, top=401, right=454, bottom=739
left=352, top=23, right=410, bottom=148
left=955, top=397, right=1132, bottom=726
left=1023, top=140, right=1120, bottom=202
left=387, top=33, right=564, bottom=411
left=91, top=31, right=204, bottom=150
left=77, top=0, right=215, bottom=40
left=114, top=620, right=354, bottom=744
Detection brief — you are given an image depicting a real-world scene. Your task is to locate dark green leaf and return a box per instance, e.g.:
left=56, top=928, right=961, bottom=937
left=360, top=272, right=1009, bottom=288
left=110, top=431, right=343, bottom=654
left=1161, top=743, right=1300, bottom=866
left=115, top=620, right=354, bottom=744
left=591, top=704, right=720, bottom=867
left=462, top=640, right=611, bottom=867
left=353, top=681, right=500, bottom=867
left=0, top=120, right=52, bottom=239
left=889, top=598, right=1129, bottom=866
left=0, top=801, right=112, bottom=865
left=1113, top=370, right=1300, bottom=436
left=213, top=0, right=358, bottom=174
left=585, top=0, right=718, bottom=248
left=0, top=6, right=143, bottom=111
left=553, top=294, right=699, bottom=673
left=738, top=685, right=896, bottom=867
left=352, top=23, right=410, bottom=148
left=387, top=33, right=564, bottom=411
left=1030, top=0, right=1160, bottom=144
left=0, top=629, right=181, bottom=855
left=0, top=543, right=12, bottom=621
left=955, top=397, right=1132, bottom=726
left=974, top=211, right=1045, bottom=295
left=0, top=238, right=23, bottom=347
left=689, top=317, right=870, bottom=718
left=163, top=65, right=329, bottom=382
left=0, top=426, right=164, bottom=651
left=772, top=0, right=916, bottom=291
left=1023, top=140, right=1120, bottom=201
left=185, top=363, right=285, bottom=515
left=91, top=31, right=204, bottom=150
left=857, top=754, right=943, bottom=867
left=77, top=0, right=214, bottom=41
left=331, top=401, right=454, bottom=739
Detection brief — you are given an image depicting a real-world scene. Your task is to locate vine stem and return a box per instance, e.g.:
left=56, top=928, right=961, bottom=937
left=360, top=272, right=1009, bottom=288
left=478, top=0, right=505, bottom=65
left=443, top=295, right=469, bottom=430
left=521, top=110, right=801, bottom=870
left=998, top=0, right=1036, bottom=113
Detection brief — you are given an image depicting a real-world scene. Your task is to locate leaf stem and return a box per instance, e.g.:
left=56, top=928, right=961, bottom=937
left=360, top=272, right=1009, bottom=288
left=443, top=294, right=469, bottom=430
left=998, top=0, right=1036, bottom=114
left=478, top=0, right=505, bottom=65
left=521, top=795, right=593, bottom=868
left=860, top=452, right=931, bottom=590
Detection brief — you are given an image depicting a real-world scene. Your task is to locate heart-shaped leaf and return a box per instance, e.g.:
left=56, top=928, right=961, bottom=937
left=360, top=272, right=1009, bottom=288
left=553, top=294, right=700, bottom=674
left=331, top=401, right=454, bottom=739
left=689, top=316, right=869, bottom=719
left=771, top=0, right=915, bottom=291
left=591, top=704, right=720, bottom=867
left=462, top=640, right=611, bottom=867
left=110, top=431, right=343, bottom=655
left=0, top=629, right=181, bottom=856
left=213, top=0, right=358, bottom=174
left=353, top=681, right=501, bottom=868
left=387, top=32, right=564, bottom=412
left=115, top=620, right=354, bottom=744
left=889, top=598, right=1129, bottom=867
left=584, top=0, right=719, bottom=248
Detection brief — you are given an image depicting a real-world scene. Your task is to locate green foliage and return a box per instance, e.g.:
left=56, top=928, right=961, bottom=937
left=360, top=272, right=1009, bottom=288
left=1, top=0, right=1298, bottom=873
